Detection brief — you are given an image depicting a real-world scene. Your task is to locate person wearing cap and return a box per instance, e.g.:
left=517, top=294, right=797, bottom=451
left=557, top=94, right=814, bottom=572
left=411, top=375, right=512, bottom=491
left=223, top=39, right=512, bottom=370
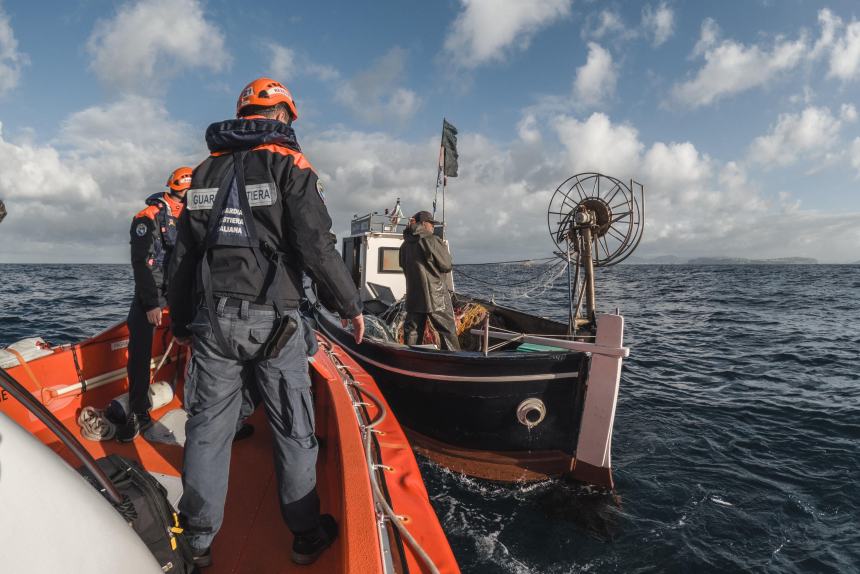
left=168, top=77, right=364, bottom=567
left=399, top=211, right=461, bottom=351
left=117, top=167, right=192, bottom=442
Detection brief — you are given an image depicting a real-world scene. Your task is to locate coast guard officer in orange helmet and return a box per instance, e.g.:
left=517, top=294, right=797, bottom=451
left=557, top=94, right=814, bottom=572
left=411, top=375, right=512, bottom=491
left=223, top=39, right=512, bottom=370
left=168, top=78, right=364, bottom=568
left=117, top=168, right=191, bottom=442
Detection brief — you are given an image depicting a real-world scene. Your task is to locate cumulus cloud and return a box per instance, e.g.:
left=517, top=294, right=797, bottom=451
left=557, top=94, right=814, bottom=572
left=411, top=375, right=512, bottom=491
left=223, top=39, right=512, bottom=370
left=779, top=8, right=860, bottom=82
left=554, top=113, right=642, bottom=177
left=517, top=113, right=541, bottom=144
left=547, top=110, right=860, bottom=260
left=3, top=101, right=857, bottom=263
left=0, top=97, right=202, bottom=262
left=0, top=123, right=99, bottom=203
left=673, top=18, right=807, bottom=107
left=827, top=18, right=860, bottom=81
left=573, top=43, right=618, bottom=109
left=581, top=4, right=673, bottom=47
left=334, top=47, right=421, bottom=124
left=641, top=2, right=675, bottom=47
left=850, top=137, right=860, bottom=175
left=0, top=4, right=26, bottom=95
left=264, top=42, right=340, bottom=83
left=86, top=0, right=228, bottom=93
left=675, top=7, right=860, bottom=99
left=581, top=10, right=626, bottom=41
left=258, top=43, right=418, bottom=124
left=303, top=129, right=557, bottom=262
left=748, top=105, right=855, bottom=168
left=810, top=8, right=840, bottom=60
left=300, top=110, right=860, bottom=263
left=443, top=0, right=572, bottom=68
left=267, top=42, right=296, bottom=81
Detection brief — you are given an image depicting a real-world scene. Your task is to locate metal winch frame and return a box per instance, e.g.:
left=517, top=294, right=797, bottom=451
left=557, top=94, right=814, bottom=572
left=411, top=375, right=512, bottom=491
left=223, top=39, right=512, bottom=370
left=547, top=173, right=645, bottom=336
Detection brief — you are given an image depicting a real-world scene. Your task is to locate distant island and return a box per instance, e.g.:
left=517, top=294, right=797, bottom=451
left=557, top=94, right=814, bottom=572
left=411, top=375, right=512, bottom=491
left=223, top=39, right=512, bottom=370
left=686, top=257, right=818, bottom=265
left=629, top=256, right=819, bottom=265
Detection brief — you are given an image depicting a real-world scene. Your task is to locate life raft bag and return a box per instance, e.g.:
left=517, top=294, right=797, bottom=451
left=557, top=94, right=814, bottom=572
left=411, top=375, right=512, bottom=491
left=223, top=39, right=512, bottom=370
left=80, top=454, right=194, bottom=573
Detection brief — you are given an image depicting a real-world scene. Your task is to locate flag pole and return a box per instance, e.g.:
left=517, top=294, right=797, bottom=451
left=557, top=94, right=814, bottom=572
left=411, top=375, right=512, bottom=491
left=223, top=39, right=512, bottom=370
left=442, top=148, right=446, bottom=232
left=433, top=135, right=443, bottom=220
left=439, top=119, right=447, bottom=236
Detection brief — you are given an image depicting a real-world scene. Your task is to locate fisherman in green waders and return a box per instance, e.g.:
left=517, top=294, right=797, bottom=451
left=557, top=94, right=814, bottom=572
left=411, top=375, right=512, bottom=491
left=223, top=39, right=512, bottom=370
left=400, top=211, right=461, bottom=351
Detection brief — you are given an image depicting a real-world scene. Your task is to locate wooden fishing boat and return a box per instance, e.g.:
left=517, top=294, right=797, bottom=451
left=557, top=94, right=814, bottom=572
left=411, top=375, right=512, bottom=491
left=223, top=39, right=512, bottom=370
left=314, top=292, right=626, bottom=488
left=315, top=173, right=643, bottom=489
left=0, top=313, right=459, bottom=573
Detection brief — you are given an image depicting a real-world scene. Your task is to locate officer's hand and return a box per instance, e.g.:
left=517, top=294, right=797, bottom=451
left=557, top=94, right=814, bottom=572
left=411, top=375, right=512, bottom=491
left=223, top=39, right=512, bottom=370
left=175, top=336, right=192, bottom=346
left=146, top=307, right=163, bottom=326
left=351, top=314, right=365, bottom=344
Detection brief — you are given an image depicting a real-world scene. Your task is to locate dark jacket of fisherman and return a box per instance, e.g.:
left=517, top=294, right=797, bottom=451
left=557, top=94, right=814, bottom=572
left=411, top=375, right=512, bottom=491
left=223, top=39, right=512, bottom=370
left=399, top=224, right=453, bottom=313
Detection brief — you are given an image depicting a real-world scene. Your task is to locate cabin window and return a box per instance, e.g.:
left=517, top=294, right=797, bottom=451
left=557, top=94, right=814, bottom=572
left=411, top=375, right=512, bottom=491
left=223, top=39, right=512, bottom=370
left=378, top=247, right=402, bottom=273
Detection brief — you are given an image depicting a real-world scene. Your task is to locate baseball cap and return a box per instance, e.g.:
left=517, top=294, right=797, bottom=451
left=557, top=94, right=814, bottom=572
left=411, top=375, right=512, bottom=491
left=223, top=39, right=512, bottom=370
left=412, top=210, right=440, bottom=224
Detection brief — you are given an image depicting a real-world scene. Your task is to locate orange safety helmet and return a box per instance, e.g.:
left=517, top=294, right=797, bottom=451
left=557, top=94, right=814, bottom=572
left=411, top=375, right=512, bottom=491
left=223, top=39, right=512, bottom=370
left=236, top=77, right=299, bottom=121
left=166, top=167, right=193, bottom=192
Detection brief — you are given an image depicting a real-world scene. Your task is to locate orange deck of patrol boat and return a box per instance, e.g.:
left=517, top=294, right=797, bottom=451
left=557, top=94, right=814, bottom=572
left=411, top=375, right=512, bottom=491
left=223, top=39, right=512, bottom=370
left=1, top=311, right=459, bottom=574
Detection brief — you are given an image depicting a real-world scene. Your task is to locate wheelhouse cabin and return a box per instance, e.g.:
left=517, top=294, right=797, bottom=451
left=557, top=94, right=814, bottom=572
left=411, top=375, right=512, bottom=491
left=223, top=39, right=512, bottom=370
left=341, top=212, right=452, bottom=304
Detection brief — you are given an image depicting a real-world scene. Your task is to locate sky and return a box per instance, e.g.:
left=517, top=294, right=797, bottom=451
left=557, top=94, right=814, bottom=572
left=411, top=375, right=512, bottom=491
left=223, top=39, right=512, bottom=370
left=1, top=0, right=859, bottom=263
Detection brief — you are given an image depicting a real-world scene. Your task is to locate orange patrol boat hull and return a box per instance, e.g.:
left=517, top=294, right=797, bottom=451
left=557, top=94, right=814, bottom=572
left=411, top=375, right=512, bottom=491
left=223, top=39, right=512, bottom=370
left=0, top=310, right=459, bottom=574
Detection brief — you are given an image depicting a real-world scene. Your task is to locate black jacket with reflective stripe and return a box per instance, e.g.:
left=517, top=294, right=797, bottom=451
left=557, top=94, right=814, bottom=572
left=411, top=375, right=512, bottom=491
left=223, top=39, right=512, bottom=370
left=130, top=193, right=182, bottom=310
left=168, top=118, right=361, bottom=337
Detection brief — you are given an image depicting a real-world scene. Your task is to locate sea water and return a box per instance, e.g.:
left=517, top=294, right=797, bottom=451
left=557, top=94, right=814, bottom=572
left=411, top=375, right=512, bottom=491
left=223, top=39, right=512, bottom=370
left=1, top=263, right=858, bottom=573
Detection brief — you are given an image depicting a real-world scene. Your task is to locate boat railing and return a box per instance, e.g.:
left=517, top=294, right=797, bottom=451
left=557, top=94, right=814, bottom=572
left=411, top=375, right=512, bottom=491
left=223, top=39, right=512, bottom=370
left=351, top=213, right=410, bottom=235
left=470, top=322, right=628, bottom=357
left=321, top=339, right=441, bottom=574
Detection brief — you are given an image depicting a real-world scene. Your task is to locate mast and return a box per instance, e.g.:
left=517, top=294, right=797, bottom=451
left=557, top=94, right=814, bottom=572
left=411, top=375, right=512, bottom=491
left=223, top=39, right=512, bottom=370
left=435, top=118, right=458, bottom=238
left=433, top=136, right=443, bottom=225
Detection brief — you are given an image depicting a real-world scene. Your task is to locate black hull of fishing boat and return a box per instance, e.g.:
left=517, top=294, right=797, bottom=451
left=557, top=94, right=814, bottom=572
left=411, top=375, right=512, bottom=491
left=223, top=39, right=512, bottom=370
left=313, top=304, right=590, bottom=481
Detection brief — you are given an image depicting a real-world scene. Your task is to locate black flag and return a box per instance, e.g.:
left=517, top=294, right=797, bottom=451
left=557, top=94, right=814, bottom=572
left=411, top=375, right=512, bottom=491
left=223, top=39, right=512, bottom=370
left=0, top=200, right=6, bottom=224
left=441, top=119, right=458, bottom=177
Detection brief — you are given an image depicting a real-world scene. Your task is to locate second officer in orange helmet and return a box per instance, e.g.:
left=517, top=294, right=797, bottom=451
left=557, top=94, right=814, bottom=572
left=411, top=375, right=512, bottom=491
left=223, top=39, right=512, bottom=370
left=116, top=167, right=191, bottom=442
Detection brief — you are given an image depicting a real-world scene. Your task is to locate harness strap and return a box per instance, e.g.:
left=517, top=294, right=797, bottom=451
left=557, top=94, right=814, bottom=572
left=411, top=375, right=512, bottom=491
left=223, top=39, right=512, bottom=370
left=201, top=160, right=243, bottom=357
left=199, top=151, right=288, bottom=358
left=233, top=152, right=286, bottom=319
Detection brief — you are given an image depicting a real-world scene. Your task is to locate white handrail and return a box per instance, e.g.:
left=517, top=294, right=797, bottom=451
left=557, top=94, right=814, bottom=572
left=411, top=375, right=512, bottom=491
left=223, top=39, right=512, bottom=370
left=50, top=352, right=168, bottom=397
left=469, top=329, right=629, bottom=358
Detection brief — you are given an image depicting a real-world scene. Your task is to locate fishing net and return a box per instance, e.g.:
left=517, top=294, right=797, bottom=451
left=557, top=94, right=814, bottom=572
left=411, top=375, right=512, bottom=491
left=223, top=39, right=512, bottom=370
left=363, top=314, right=399, bottom=343
left=453, top=259, right=570, bottom=302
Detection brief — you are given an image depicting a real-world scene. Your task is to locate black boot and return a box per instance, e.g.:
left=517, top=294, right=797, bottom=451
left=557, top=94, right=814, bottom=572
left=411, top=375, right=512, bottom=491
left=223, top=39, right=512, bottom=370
left=292, top=514, right=338, bottom=565
left=191, top=546, right=212, bottom=569
left=116, top=411, right=152, bottom=442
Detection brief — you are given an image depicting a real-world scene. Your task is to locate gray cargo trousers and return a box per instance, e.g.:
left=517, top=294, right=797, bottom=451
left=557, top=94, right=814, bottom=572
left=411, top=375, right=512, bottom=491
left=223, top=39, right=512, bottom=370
left=179, top=300, right=319, bottom=551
